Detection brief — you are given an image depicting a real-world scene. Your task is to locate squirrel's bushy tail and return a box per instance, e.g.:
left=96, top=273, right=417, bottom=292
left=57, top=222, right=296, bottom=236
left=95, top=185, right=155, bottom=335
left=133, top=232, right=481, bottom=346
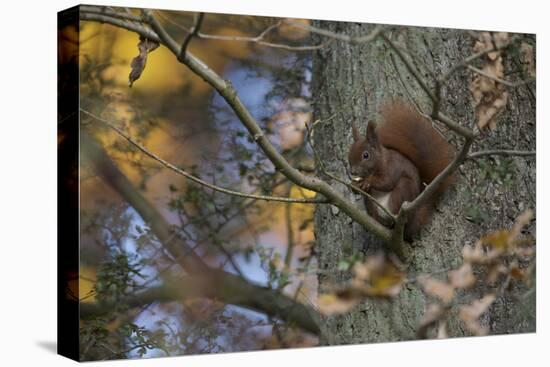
left=377, top=101, right=456, bottom=196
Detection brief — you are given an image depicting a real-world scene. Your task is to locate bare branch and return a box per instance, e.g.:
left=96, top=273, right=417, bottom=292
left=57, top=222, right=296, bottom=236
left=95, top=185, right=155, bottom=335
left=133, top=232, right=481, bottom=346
left=81, top=129, right=321, bottom=334
left=179, top=12, right=205, bottom=59
left=80, top=5, right=144, bottom=23
left=81, top=109, right=327, bottom=204
left=468, top=149, right=536, bottom=159
left=467, top=65, right=535, bottom=88
left=403, top=137, right=474, bottom=215
left=155, top=11, right=327, bottom=51
left=80, top=12, right=160, bottom=41
left=439, top=35, right=521, bottom=83
left=284, top=20, right=383, bottom=44
left=137, top=9, right=391, bottom=241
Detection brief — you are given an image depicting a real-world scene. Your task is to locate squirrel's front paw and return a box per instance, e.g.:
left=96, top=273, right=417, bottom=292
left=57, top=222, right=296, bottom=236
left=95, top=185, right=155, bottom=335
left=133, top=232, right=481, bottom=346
left=359, top=181, right=371, bottom=192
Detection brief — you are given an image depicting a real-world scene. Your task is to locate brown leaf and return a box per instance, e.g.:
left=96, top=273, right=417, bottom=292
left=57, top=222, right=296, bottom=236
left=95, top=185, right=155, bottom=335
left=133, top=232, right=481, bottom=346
left=129, top=36, right=159, bottom=87
left=458, top=294, right=496, bottom=336
left=481, top=229, right=511, bottom=250
left=317, top=254, right=406, bottom=316
left=352, top=254, right=405, bottom=298
left=449, top=263, right=476, bottom=289
left=462, top=240, right=502, bottom=265
left=520, top=42, right=535, bottom=77
left=417, top=303, right=446, bottom=339
left=317, top=293, right=361, bottom=316
left=510, top=209, right=533, bottom=242
left=509, top=262, right=525, bottom=281
left=486, top=263, right=507, bottom=284
left=470, top=32, right=510, bottom=129
left=279, top=19, right=311, bottom=40
left=418, top=275, right=454, bottom=304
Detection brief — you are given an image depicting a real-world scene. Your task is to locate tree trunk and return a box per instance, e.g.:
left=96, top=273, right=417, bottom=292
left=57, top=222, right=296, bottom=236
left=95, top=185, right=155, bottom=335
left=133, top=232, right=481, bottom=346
left=311, top=22, right=535, bottom=344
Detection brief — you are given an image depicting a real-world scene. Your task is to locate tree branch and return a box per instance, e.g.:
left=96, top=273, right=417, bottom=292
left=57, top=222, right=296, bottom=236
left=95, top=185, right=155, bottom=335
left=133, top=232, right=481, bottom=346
left=179, top=12, right=204, bottom=59
left=398, top=137, right=474, bottom=225
left=139, top=9, right=391, bottom=241
left=81, top=129, right=321, bottom=335
left=81, top=109, right=326, bottom=204
left=467, top=65, right=535, bottom=88
left=284, top=20, right=383, bottom=44
left=468, top=149, right=536, bottom=159
left=154, top=11, right=327, bottom=51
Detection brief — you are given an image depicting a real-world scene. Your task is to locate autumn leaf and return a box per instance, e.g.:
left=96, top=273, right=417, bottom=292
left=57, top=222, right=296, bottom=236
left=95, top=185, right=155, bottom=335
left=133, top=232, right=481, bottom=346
left=486, top=263, right=507, bottom=284
left=510, top=209, right=533, bottom=242
left=317, top=254, right=405, bottom=316
left=462, top=240, right=502, bottom=265
left=418, top=275, right=454, bottom=304
left=509, top=263, right=525, bottom=281
left=449, top=263, right=476, bottom=289
left=317, top=292, right=361, bottom=316
left=417, top=303, right=447, bottom=339
left=352, top=254, right=405, bottom=298
left=458, top=294, right=496, bottom=336
left=129, top=36, right=160, bottom=87
left=279, top=19, right=311, bottom=40
left=469, top=32, right=509, bottom=130
left=520, top=42, right=535, bottom=77
left=481, top=229, right=511, bottom=250
left=480, top=209, right=533, bottom=252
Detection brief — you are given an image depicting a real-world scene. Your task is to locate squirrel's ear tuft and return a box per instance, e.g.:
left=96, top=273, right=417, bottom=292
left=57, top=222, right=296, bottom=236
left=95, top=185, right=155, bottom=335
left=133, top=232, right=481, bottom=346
left=351, top=121, right=360, bottom=142
left=366, top=121, right=379, bottom=145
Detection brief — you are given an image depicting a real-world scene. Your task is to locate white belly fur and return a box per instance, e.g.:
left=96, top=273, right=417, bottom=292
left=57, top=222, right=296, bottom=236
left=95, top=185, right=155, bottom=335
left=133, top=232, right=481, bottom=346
left=371, top=190, right=392, bottom=218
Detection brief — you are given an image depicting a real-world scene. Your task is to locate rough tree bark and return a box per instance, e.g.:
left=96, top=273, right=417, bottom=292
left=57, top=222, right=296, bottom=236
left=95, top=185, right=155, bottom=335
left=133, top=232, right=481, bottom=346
left=312, top=22, right=535, bottom=344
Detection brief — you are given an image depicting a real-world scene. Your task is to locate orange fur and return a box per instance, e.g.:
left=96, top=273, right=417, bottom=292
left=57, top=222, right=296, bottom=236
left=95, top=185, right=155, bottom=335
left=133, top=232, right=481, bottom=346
left=377, top=101, right=456, bottom=195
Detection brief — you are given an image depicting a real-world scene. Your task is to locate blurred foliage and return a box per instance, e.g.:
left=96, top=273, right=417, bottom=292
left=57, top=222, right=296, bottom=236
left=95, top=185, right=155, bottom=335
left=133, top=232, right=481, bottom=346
left=77, top=6, right=318, bottom=359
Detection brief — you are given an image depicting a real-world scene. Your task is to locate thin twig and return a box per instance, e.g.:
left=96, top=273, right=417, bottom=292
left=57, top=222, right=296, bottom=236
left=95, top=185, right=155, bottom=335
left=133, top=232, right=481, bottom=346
left=155, top=11, right=327, bottom=51
left=284, top=20, right=384, bottom=44
left=467, top=65, right=535, bottom=88
left=439, top=35, right=522, bottom=83
left=81, top=109, right=327, bottom=204
left=80, top=5, right=144, bottom=22
left=140, top=9, right=392, bottom=241
left=468, top=149, right=536, bottom=160
left=403, top=137, right=474, bottom=216
left=179, top=12, right=205, bottom=60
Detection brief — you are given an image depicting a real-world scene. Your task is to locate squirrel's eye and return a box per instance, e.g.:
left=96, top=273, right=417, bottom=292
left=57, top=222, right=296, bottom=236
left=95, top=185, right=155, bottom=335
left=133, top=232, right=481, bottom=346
left=362, top=151, right=370, bottom=160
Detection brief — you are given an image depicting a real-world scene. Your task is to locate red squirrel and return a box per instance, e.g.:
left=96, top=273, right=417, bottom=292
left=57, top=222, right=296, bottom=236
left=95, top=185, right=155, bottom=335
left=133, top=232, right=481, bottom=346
left=348, top=102, right=456, bottom=239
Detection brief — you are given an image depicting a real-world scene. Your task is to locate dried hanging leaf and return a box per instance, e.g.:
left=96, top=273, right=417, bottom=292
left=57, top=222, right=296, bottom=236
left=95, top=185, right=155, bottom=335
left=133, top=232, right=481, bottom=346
left=449, top=263, right=476, bottom=289
left=417, top=303, right=446, bottom=339
left=129, top=36, right=160, bottom=87
left=469, top=32, right=509, bottom=129
left=418, top=275, right=455, bottom=304
left=458, top=294, right=496, bottom=336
